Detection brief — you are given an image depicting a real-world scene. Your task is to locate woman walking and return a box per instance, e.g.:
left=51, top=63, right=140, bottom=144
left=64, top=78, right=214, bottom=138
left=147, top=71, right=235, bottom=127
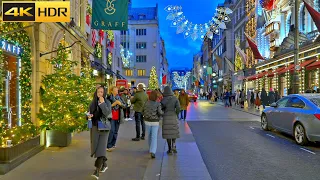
left=178, top=89, right=189, bottom=120
left=250, top=91, right=255, bottom=106
left=255, top=90, right=261, bottom=109
left=88, top=86, right=112, bottom=179
left=142, top=91, right=164, bottom=158
left=106, top=86, right=125, bottom=152
left=161, top=86, right=181, bottom=154
left=261, top=88, right=268, bottom=109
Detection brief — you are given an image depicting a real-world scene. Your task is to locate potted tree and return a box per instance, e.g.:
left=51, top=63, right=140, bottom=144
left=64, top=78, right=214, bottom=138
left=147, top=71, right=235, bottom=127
left=38, top=42, right=94, bottom=147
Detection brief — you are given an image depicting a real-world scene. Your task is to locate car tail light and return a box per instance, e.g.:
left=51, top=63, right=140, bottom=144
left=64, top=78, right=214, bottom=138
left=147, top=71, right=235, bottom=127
left=314, top=114, right=320, bottom=120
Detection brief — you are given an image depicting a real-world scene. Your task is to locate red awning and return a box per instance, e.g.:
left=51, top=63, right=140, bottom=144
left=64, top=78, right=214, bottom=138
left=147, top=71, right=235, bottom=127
left=278, top=59, right=316, bottom=75
left=267, top=67, right=286, bottom=77
left=306, top=60, right=320, bottom=70
left=246, top=71, right=268, bottom=81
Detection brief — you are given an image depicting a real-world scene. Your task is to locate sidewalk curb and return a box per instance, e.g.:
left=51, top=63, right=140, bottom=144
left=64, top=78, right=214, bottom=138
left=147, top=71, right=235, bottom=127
left=217, top=102, right=260, bottom=117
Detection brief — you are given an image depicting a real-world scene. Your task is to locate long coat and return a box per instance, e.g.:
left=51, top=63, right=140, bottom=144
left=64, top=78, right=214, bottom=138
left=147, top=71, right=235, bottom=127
left=90, top=101, right=111, bottom=158
left=178, top=93, right=189, bottom=110
left=161, top=96, right=181, bottom=139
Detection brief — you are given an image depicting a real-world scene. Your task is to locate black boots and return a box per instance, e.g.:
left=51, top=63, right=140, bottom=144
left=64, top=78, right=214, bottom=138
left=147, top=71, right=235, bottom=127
left=167, top=139, right=177, bottom=154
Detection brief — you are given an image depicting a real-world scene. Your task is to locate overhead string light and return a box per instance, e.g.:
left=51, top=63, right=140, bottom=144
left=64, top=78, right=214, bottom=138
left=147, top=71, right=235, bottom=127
left=173, top=71, right=191, bottom=89
left=164, top=5, right=232, bottom=41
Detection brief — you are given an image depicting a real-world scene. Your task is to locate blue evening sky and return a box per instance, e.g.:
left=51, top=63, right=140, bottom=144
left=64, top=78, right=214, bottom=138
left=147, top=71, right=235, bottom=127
left=132, top=0, right=224, bottom=69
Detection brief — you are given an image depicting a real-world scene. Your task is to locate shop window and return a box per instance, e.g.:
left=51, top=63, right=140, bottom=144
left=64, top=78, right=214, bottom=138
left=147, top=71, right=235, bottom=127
left=137, top=69, right=146, bottom=76
left=125, top=70, right=133, bottom=76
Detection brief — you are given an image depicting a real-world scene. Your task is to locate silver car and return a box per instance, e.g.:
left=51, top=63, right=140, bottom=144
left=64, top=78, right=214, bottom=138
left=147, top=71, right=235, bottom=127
left=261, top=94, right=320, bottom=145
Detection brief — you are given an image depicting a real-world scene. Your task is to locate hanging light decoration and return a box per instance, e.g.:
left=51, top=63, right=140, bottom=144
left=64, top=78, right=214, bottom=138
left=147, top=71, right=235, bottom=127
left=173, top=71, right=191, bottom=89
left=119, top=45, right=132, bottom=68
left=164, top=5, right=232, bottom=41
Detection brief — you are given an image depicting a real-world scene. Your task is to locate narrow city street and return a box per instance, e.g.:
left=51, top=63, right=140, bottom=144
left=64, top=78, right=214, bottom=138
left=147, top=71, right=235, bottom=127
left=0, top=100, right=319, bottom=180
left=189, top=100, right=320, bottom=180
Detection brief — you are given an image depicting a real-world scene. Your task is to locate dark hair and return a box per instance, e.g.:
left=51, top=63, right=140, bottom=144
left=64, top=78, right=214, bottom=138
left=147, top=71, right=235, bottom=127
left=149, top=90, right=158, bottom=101
left=89, top=86, right=107, bottom=113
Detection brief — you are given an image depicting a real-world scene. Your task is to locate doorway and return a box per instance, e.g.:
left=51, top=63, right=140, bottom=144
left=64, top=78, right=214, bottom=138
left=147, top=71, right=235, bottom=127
left=1, top=53, right=21, bottom=127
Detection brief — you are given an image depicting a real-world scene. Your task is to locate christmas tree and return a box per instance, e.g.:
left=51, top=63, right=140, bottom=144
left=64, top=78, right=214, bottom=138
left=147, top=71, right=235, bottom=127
left=38, top=42, right=94, bottom=133
left=148, top=66, right=159, bottom=90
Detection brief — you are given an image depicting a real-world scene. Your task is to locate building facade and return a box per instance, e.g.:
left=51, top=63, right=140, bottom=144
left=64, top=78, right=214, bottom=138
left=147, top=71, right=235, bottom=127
left=121, top=3, right=164, bottom=88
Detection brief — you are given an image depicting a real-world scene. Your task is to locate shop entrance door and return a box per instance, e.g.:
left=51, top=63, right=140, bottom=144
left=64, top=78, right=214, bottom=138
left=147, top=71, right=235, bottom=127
left=1, top=54, right=21, bottom=128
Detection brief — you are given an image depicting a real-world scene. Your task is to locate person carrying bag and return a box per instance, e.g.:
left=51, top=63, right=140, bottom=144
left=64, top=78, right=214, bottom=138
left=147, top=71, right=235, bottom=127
left=87, top=86, right=111, bottom=179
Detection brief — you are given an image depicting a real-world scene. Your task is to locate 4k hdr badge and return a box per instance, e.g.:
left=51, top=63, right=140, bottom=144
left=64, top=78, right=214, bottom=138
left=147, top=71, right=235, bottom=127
left=2, top=1, right=70, bottom=22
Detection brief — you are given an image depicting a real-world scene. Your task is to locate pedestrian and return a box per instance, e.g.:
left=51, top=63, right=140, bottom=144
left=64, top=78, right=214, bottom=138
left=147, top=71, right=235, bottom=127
left=121, top=89, right=132, bottom=121
left=178, top=89, right=189, bottom=120
left=268, top=88, right=275, bottom=104
left=255, top=90, right=261, bottom=109
left=261, top=88, right=268, bottom=109
left=250, top=91, right=255, bottom=106
left=161, top=86, right=181, bottom=154
left=223, top=89, right=230, bottom=107
left=247, top=90, right=251, bottom=107
left=235, top=90, right=239, bottom=106
left=240, top=89, right=245, bottom=108
left=174, top=89, right=179, bottom=99
left=106, top=86, right=126, bottom=152
left=131, top=84, right=148, bottom=141
left=229, top=91, right=233, bottom=107
left=88, top=86, right=111, bottom=179
left=142, top=90, right=164, bottom=158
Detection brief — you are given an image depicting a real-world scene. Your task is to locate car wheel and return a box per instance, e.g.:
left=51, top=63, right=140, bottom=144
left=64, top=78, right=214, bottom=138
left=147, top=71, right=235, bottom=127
left=294, top=123, right=308, bottom=145
left=261, top=114, right=270, bottom=131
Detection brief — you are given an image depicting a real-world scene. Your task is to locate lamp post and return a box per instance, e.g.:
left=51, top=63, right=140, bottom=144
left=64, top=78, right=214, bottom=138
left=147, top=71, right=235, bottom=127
left=292, top=0, right=300, bottom=94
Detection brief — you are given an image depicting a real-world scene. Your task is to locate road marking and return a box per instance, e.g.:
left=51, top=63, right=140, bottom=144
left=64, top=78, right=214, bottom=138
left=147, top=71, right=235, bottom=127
left=300, top=148, right=316, bottom=155
left=266, top=134, right=276, bottom=138
left=249, top=126, right=255, bottom=129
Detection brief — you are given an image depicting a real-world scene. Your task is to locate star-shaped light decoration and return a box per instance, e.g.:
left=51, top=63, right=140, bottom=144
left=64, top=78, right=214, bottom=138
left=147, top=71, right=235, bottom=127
left=165, top=5, right=232, bottom=41
left=173, top=71, right=191, bottom=88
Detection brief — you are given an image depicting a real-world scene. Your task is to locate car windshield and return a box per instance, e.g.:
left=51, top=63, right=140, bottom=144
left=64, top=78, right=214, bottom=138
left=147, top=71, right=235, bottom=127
left=308, top=98, right=320, bottom=106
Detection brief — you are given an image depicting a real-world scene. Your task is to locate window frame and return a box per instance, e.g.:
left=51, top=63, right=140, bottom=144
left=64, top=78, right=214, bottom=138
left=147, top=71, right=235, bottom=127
left=136, top=42, right=147, bottom=49
left=137, top=69, right=146, bottom=76
left=125, top=69, right=133, bottom=76
left=136, top=55, right=147, bottom=63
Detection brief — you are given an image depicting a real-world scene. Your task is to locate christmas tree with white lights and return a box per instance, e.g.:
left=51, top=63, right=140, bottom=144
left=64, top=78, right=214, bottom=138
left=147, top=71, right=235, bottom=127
left=148, top=66, right=159, bottom=90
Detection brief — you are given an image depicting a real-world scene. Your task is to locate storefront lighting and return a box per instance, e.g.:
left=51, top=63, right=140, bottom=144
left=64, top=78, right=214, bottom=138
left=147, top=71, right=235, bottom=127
left=106, top=74, right=110, bottom=79
left=93, top=70, right=98, bottom=76
left=218, top=78, right=223, bottom=82
left=203, top=65, right=207, bottom=68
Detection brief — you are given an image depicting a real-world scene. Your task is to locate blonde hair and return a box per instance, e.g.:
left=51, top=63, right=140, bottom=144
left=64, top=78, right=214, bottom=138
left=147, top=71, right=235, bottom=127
left=109, top=86, right=118, bottom=94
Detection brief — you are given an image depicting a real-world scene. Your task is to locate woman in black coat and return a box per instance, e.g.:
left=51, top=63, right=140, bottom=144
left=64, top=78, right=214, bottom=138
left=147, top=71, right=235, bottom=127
left=88, top=86, right=112, bottom=179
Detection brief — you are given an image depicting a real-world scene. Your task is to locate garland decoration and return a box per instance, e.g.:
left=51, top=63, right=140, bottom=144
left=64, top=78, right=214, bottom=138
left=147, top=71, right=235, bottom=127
left=0, top=22, right=32, bottom=123
left=164, top=5, right=232, bottom=41
left=94, top=42, right=102, bottom=59
left=119, top=44, right=131, bottom=68
left=173, top=71, right=191, bottom=89
left=86, top=1, right=92, bottom=26
left=106, top=30, right=114, bottom=65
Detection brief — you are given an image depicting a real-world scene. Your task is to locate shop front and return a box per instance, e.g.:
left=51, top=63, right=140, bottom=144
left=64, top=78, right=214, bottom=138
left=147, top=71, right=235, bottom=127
left=246, top=41, right=320, bottom=96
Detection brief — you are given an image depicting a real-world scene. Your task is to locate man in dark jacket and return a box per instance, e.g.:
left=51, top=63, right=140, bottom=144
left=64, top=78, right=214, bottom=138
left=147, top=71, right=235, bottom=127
left=131, top=84, right=148, bottom=141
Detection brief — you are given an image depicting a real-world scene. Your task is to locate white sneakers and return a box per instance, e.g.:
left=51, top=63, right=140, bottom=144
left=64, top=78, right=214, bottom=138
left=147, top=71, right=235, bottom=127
left=124, top=118, right=133, bottom=121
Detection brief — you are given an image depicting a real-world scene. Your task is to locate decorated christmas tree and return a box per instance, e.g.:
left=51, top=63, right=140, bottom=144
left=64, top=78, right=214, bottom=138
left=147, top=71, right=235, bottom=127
left=148, top=66, right=159, bottom=90
left=38, top=42, right=94, bottom=133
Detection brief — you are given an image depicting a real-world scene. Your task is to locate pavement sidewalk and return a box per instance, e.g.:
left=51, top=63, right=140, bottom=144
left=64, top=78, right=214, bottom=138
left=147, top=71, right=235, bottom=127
left=217, top=101, right=263, bottom=117
left=0, top=120, right=211, bottom=180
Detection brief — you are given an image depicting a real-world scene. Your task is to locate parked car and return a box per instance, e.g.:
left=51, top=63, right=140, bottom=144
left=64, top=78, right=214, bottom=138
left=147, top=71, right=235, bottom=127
left=188, top=93, right=198, bottom=102
left=261, top=94, right=320, bottom=145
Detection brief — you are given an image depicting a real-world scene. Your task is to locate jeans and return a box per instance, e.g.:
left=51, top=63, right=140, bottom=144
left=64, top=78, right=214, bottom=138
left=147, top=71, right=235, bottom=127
left=180, top=110, right=187, bottom=119
left=224, top=99, right=230, bottom=106
left=123, top=107, right=130, bottom=118
left=134, top=112, right=145, bottom=138
left=107, top=120, right=120, bottom=148
left=146, top=125, right=159, bottom=154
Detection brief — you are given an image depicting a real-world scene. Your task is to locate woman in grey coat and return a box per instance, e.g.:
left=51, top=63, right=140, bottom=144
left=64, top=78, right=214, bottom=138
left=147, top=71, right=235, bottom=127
left=161, top=86, right=181, bottom=154
left=88, top=86, right=112, bottom=179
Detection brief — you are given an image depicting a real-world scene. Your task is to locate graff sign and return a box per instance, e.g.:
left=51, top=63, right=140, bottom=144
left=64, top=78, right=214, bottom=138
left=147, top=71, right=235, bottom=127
left=1, top=40, right=23, bottom=56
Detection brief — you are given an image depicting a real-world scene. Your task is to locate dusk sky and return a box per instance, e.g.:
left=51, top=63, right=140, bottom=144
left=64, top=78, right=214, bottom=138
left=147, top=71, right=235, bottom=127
left=132, top=0, right=224, bottom=69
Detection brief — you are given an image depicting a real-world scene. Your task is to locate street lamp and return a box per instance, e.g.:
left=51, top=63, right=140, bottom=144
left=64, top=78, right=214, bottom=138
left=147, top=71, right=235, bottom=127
left=293, top=0, right=300, bottom=94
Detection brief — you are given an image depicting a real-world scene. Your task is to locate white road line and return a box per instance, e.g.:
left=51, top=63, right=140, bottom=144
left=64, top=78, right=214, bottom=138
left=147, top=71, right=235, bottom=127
left=300, top=148, right=316, bottom=155
left=266, top=134, right=276, bottom=138
left=249, top=126, right=255, bottom=129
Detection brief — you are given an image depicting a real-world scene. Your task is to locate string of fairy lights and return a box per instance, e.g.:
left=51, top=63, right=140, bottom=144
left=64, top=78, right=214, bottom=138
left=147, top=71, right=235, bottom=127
left=164, top=5, right=232, bottom=41
left=173, top=71, right=191, bottom=89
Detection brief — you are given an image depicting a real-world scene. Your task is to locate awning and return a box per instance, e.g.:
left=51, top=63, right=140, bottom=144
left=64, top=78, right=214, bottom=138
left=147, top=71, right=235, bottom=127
left=278, top=59, right=315, bottom=75
left=306, top=60, right=320, bottom=70
left=267, top=67, right=286, bottom=77
left=246, top=71, right=268, bottom=81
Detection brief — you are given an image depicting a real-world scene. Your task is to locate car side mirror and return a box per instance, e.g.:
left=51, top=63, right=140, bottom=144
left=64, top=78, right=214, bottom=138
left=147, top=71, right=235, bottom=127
left=270, top=102, right=277, bottom=108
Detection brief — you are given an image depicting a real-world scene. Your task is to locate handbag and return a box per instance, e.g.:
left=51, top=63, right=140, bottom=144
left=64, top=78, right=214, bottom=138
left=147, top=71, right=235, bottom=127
left=98, top=118, right=111, bottom=131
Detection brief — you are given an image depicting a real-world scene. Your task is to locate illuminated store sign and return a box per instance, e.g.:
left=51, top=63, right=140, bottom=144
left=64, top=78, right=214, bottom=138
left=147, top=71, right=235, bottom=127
left=1, top=40, right=22, bottom=56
